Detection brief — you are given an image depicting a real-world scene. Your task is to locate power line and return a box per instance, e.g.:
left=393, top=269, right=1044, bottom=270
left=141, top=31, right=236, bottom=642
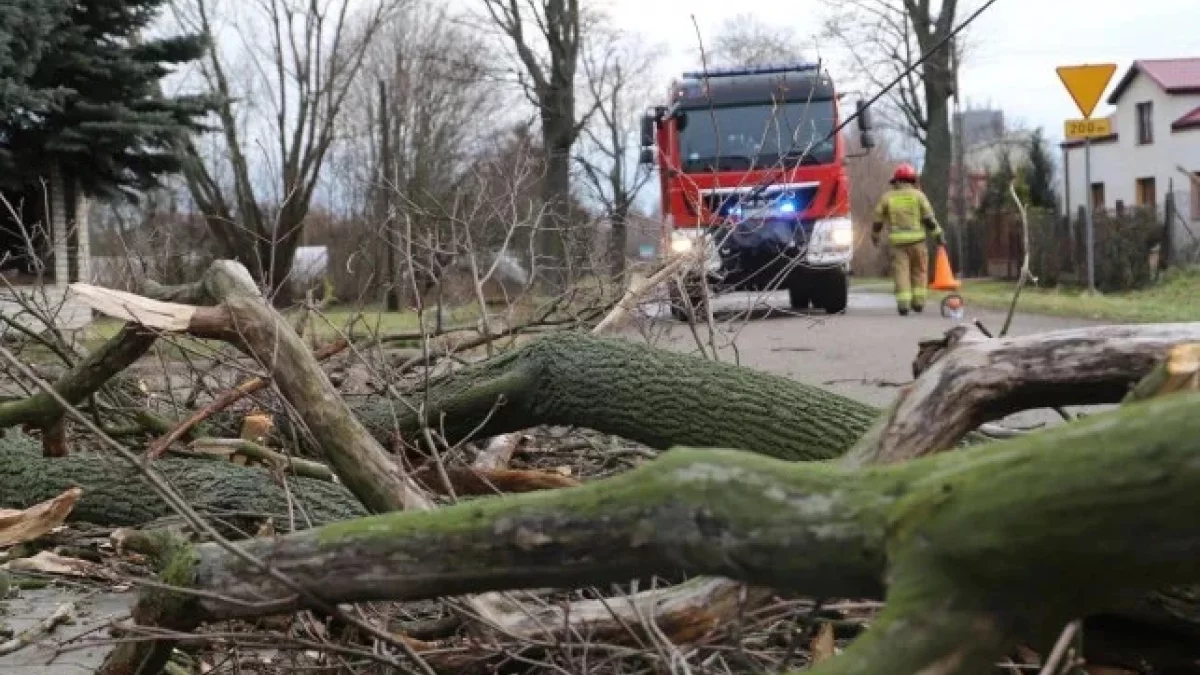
left=742, top=0, right=1005, bottom=201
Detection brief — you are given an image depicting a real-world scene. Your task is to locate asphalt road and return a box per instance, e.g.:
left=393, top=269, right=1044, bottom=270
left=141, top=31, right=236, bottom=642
left=635, top=286, right=1104, bottom=423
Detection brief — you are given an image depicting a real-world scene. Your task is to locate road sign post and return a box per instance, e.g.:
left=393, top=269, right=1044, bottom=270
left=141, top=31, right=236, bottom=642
left=1084, top=136, right=1094, bottom=291
left=1057, top=63, right=1117, bottom=293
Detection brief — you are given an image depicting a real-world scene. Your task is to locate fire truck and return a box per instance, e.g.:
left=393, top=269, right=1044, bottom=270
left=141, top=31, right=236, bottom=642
left=638, top=61, right=875, bottom=319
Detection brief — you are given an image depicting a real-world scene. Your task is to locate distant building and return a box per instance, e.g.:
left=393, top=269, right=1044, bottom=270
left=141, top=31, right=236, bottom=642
left=1059, top=57, right=1200, bottom=232
left=954, top=108, right=1006, bottom=148
left=948, top=108, right=1033, bottom=216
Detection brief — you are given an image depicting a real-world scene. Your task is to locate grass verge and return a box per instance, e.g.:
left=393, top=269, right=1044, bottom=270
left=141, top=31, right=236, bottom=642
left=930, top=270, right=1200, bottom=323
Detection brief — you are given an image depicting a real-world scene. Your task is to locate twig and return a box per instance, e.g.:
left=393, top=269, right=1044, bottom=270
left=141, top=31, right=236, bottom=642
left=0, top=602, right=74, bottom=655
left=146, top=337, right=350, bottom=458
left=186, top=438, right=334, bottom=482
left=1037, top=620, right=1081, bottom=675
left=1000, top=180, right=1037, bottom=338
left=592, top=252, right=696, bottom=334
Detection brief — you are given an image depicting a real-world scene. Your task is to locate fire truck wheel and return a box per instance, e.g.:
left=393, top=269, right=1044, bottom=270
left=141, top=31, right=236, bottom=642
left=817, top=271, right=849, bottom=314
left=787, top=283, right=811, bottom=311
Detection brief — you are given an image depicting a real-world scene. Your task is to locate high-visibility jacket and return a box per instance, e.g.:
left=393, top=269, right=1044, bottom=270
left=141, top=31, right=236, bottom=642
left=873, top=186, right=943, bottom=246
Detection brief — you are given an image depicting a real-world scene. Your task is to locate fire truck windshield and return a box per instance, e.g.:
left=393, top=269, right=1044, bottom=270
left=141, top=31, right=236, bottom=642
left=677, top=99, right=836, bottom=173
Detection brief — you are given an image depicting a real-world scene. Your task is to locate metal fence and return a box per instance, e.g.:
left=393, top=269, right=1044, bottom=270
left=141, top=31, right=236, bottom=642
left=946, top=188, right=1200, bottom=291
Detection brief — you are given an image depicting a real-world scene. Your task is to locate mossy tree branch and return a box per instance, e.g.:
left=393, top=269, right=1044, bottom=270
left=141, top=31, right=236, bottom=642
left=0, top=436, right=367, bottom=531
left=129, top=390, right=1200, bottom=674
left=0, top=323, right=158, bottom=454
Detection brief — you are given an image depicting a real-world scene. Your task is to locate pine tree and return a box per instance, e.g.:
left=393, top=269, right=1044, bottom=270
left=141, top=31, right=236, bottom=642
left=1024, top=127, right=1057, bottom=210
left=0, top=0, right=70, bottom=164
left=0, top=0, right=212, bottom=199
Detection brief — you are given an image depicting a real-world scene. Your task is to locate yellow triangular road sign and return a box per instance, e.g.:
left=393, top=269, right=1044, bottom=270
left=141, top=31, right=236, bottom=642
left=1056, top=63, right=1118, bottom=119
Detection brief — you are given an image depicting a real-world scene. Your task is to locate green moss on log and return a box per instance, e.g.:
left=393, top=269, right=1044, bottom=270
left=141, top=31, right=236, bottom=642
left=328, top=333, right=879, bottom=462
left=184, top=389, right=1200, bottom=675
left=0, top=436, right=367, bottom=531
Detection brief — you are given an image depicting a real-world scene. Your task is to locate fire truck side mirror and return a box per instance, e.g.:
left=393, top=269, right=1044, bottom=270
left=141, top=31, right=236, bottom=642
left=639, top=147, right=654, bottom=165
left=855, top=99, right=873, bottom=132
left=640, top=114, right=655, bottom=148
left=860, top=130, right=876, bottom=150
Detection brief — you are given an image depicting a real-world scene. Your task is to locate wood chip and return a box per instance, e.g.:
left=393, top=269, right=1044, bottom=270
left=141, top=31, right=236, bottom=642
left=0, top=488, right=82, bottom=548
left=810, top=621, right=836, bottom=666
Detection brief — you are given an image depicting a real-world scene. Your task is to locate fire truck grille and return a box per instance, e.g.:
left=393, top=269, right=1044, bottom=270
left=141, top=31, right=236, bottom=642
left=699, top=185, right=820, bottom=219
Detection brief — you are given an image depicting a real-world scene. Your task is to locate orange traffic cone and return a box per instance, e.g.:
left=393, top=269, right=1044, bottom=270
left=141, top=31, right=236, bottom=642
left=930, top=244, right=961, bottom=291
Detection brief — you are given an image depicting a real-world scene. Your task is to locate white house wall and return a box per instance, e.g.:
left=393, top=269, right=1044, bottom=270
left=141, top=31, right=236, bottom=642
left=1061, top=71, right=1200, bottom=216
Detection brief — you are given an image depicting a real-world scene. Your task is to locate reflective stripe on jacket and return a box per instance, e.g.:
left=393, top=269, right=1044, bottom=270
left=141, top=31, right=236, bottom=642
left=873, top=186, right=941, bottom=245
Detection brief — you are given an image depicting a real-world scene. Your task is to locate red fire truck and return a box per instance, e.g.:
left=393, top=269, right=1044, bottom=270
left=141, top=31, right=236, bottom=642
left=639, top=61, right=875, bottom=319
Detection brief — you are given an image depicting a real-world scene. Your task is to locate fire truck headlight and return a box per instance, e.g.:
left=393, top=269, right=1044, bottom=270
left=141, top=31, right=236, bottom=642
left=669, top=229, right=709, bottom=256
left=670, top=236, right=694, bottom=254
left=811, top=217, right=853, bottom=251
left=831, top=221, right=854, bottom=246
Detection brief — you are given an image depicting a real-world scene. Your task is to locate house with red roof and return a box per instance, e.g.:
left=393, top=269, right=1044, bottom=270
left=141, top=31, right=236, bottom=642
left=1060, top=57, right=1200, bottom=230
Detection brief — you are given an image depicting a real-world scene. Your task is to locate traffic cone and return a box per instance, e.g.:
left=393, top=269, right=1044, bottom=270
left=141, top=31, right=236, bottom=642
left=930, top=244, right=961, bottom=291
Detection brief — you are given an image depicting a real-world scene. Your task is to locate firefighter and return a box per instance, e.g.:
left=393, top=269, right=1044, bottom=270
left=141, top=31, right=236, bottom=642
left=871, top=163, right=944, bottom=316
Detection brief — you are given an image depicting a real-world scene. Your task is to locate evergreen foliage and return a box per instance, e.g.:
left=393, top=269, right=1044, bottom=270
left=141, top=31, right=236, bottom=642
left=0, top=0, right=212, bottom=199
left=1025, top=127, right=1057, bottom=210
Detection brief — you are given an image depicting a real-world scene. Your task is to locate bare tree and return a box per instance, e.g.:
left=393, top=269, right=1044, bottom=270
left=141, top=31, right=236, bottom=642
left=479, top=0, right=593, bottom=286
left=171, top=0, right=403, bottom=305
left=330, top=0, right=501, bottom=308
left=822, top=0, right=968, bottom=224
left=704, top=12, right=811, bottom=67
left=575, top=26, right=663, bottom=279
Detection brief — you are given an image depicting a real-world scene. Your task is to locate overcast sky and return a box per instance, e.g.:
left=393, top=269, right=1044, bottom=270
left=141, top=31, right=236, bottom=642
left=601, top=0, right=1197, bottom=156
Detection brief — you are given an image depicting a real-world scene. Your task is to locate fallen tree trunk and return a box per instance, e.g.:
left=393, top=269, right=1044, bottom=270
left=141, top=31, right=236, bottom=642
left=54, top=265, right=1200, bottom=671
left=114, top=390, right=1200, bottom=674
left=0, top=436, right=367, bottom=531
left=342, top=330, right=878, bottom=462
left=308, top=325, right=1200, bottom=466
left=11, top=320, right=1200, bottom=669
left=847, top=323, right=1200, bottom=466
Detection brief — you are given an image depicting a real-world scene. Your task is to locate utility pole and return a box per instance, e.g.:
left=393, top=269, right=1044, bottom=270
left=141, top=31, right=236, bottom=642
left=378, top=80, right=400, bottom=311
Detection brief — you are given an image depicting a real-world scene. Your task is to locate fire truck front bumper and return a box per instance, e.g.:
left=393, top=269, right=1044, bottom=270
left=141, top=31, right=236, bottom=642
left=665, top=217, right=854, bottom=285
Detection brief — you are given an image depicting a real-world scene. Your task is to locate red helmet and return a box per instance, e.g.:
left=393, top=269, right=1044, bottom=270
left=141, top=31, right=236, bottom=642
left=891, top=163, right=918, bottom=183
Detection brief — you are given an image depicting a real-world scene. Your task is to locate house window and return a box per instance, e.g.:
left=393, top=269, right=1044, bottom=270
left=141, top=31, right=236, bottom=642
left=1136, top=177, right=1156, bottom=208
left=1090, top=182, right=1105, bottom=211
left=1136, top=101, right=1153, bottom=144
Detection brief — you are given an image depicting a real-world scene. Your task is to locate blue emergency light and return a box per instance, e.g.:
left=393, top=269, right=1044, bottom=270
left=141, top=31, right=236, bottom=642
left=681, top=61, right=819, bottom=80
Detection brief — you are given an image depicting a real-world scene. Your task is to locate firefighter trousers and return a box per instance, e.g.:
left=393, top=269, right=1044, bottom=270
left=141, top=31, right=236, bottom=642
left=890, top=240, right=929, bottom=312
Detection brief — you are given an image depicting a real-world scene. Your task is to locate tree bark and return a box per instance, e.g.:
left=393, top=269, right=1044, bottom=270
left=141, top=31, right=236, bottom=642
left=102, top=391, right=1200, bottom=674
left=609, top=201, right=629, bottom=279
left=920, top=74, right=953, bottom=226
left=846, top=323, right=1200, bottom=466
left=0, top=437, right=367, bottom=531
left=343, top=330, right=877, bottom=461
